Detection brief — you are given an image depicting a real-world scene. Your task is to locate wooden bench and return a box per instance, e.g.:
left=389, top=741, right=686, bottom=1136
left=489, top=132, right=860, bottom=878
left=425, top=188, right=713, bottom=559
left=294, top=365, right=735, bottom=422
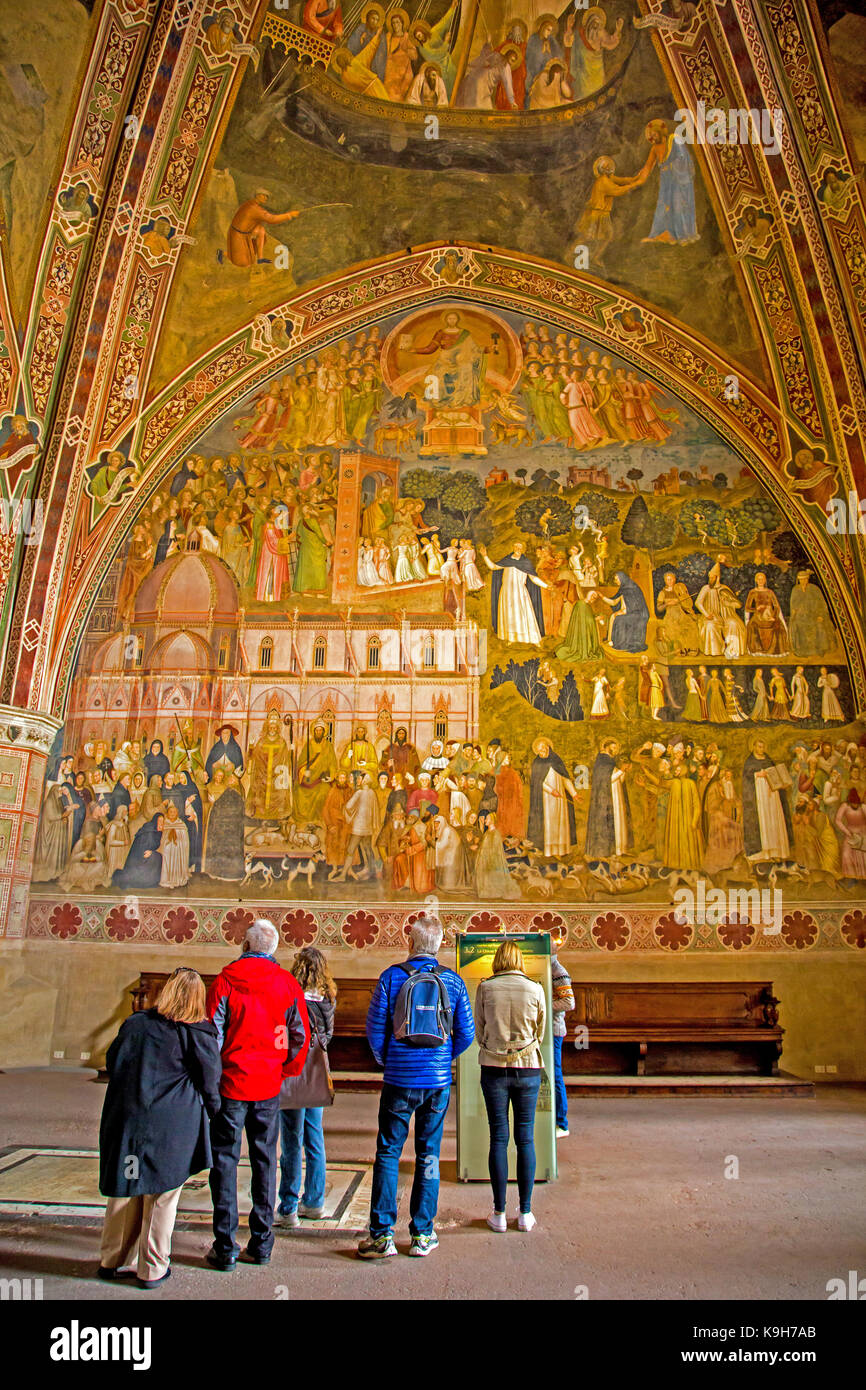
left=131, top=974, right=785, bottom=1081
left=564, top=981, right=783, bottom=1078
left=131, top=972, right=377, bottom=1075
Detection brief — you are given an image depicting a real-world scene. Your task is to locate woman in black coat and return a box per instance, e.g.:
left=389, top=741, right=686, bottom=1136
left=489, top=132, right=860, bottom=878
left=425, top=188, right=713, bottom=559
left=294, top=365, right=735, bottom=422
left=98, top=967, right=221, bottom=1289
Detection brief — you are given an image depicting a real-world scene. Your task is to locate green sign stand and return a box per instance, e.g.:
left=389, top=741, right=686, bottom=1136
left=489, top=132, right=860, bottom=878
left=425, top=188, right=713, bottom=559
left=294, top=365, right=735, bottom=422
left=455, top=932, right=557, bottom=1183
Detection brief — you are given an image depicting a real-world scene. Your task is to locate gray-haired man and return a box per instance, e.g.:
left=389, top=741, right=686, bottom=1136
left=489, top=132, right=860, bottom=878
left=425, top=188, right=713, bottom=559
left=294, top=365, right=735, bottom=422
left=359, top=915, right=474, bottom=1259
left=206, top=920, right=309, bottom=1270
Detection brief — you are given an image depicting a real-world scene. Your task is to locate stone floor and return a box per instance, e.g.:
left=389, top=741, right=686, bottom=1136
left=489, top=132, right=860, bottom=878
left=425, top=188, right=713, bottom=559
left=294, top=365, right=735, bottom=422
left=0, top=1070, right=864, bottom=1301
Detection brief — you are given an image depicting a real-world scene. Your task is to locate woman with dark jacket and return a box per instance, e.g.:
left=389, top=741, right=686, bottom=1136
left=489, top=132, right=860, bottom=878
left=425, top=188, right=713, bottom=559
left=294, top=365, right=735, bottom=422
left=98, top=967, right=221, bottom=1288
left=277, top=947, right=336, bottom=1227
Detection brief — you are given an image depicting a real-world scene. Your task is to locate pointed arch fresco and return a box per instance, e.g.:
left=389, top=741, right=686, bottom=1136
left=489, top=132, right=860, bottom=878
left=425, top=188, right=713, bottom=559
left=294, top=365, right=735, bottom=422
left=4, top=0, right=866, bottom=971
left=23, top=242, right=864, bottom=717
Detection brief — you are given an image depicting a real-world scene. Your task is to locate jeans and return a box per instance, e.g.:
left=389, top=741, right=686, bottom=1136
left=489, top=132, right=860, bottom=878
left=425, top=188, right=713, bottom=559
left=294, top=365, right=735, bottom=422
left=369, top=1083, right=450, bottom=1238
left=479, top=1067, right=542, bottom=1215
left=209, top=1095, right=280, bottom=1259
left=553, top=1035, right=568, bottom=1130
left=278, top=1107, right=326, bottom=1213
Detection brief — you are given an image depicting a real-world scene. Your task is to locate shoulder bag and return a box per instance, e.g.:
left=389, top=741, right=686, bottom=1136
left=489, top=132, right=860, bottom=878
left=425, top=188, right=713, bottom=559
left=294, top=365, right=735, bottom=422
left=279, top=999, right=335, bottom=1109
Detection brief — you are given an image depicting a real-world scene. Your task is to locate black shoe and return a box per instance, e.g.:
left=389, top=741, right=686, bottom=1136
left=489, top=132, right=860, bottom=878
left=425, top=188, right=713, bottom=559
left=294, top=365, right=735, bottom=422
left=239, top=1247, right=271, bottom=1265
left=96, top=1265, right=130, bottom=1281
left=205, top=1249, right=237, bottom=1272
left=136, top=1267, right=171, bottom=1290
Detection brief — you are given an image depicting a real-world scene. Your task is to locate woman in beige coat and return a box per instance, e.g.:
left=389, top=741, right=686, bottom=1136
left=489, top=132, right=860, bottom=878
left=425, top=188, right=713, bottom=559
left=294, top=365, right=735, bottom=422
left=474, top=940, right=546, bottom=1232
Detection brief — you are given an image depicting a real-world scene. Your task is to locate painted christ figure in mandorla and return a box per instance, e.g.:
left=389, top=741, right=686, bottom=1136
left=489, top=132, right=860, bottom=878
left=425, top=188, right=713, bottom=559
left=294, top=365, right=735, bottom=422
left=412, top=309, right=486, bottom=409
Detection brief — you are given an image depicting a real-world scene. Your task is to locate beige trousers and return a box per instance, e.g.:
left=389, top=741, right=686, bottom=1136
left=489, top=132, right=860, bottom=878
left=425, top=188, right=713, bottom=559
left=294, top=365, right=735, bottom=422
left=100, top=1185, right=184, bottom=1281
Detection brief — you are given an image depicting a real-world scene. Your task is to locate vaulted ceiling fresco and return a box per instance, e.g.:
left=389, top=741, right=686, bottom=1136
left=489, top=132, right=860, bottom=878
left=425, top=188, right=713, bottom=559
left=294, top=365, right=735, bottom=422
left=4, top=0, right=866, bottom=951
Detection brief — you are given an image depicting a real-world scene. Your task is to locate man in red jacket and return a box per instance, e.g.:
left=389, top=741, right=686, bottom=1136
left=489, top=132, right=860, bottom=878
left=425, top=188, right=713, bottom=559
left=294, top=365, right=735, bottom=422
left=206, top=920, right=309, bottom=1269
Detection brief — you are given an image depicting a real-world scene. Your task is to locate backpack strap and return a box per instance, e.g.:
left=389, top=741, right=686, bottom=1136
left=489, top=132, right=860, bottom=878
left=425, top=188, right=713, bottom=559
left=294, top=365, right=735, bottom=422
left=427, top=964, right=453, bottom=1033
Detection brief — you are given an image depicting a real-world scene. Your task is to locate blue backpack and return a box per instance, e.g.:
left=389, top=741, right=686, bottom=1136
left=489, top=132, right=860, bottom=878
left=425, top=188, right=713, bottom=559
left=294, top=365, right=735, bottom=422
left=391, top=962, right=453, bottom=1048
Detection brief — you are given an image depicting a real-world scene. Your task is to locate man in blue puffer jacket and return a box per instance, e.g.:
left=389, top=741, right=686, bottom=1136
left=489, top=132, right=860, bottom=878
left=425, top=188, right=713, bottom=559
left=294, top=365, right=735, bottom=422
left=358, top=914, right=474, bottom=1259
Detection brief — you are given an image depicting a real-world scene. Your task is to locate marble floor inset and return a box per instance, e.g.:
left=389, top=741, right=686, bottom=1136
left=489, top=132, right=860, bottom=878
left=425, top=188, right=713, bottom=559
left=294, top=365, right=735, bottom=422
left=0, top=1148, right=375, bottom=1235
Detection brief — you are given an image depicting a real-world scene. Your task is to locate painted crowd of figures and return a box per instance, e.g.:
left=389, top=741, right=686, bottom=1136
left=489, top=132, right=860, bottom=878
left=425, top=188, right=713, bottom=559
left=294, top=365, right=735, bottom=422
left=33, top=715, right=866, bottom=898
left=484, top=534, right=840, bottom=666
left=230, top=320, right=680, bottom=463
left=497, top=656, right=847, bottom=727
left=357, top=479, right=484, bottom=606
left=316, top=4, right=625, bottom=111
left=234, top=331, right=384, bottom=452
left=502, top=325, right=681, bottom=449
left=119, top=449, right=345, bottom=608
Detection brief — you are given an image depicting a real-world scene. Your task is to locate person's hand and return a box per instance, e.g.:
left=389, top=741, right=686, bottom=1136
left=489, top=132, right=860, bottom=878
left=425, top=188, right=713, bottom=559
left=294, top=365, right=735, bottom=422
left=144, top=851, right=151, bottom=859
left=288, top=210, right=301, bottom=220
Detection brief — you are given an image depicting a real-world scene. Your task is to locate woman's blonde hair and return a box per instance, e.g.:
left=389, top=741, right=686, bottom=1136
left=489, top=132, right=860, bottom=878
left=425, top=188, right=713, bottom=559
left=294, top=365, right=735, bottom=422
left=156, top=967, right=207, bottom=1023
left=291, top=946, right=337, bottom=1001
left=492, top=940, right=525, bottom=974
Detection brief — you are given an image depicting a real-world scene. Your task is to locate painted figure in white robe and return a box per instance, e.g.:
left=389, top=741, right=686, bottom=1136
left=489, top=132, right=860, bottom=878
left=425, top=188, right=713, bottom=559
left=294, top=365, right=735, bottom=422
left=719, top=586, right=748, bottom=658
left=421, top=534, right=443, bottom=575
left=527, top=738, right=579, bottom=857
left=394, top=542, right=414, bottom=583
left=58, top=833, right=110, bottom=893
left=445, top=777, right=471, bottom=826
left=159, top=804, right=191, bottom=888
left=439, top=540, right=461, bottom=586
left=590, top=670, right=610, bottom=719
left=819, top=668, right=844, bottom=721
left=742, top=740, right=792, bottom=861
left=790, top=667, right=811, bottom=719
left=358, top=539, right=379, bottom=586
left=695, top=564, right=746, bottom=658
left=459, top=539, right=484, bottom=592
left=479, top=542, right=548, bottom=645
left=105, top=806, right=131, bottom=879
left=433, top=813, right=470, bottom=891
left=409, top=541, right=427, bottom=581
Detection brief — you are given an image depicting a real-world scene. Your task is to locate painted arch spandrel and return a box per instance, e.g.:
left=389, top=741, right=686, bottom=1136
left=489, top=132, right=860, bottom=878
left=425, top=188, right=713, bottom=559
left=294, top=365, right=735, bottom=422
left=34, top=301, right=860, bottom=915
left=0, top=0, right=97, bottom=320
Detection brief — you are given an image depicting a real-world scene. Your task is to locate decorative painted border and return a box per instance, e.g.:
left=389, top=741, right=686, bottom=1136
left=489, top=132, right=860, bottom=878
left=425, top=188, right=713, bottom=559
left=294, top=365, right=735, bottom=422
left=26, top=895, right=866, bottom=953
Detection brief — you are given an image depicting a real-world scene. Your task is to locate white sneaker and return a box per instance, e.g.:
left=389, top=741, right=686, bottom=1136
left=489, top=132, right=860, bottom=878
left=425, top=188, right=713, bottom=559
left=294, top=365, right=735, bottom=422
left=517, top=1212, right=537, bottom=1232
left=555, top=1127, right=570, bottom=1138
left=486, top=1211, right=507, bottom=1233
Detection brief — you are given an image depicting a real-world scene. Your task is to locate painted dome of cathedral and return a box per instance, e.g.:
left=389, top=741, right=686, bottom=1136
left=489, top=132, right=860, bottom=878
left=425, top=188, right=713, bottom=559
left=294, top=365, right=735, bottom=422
left=133, top=551, right=239, bottom=624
